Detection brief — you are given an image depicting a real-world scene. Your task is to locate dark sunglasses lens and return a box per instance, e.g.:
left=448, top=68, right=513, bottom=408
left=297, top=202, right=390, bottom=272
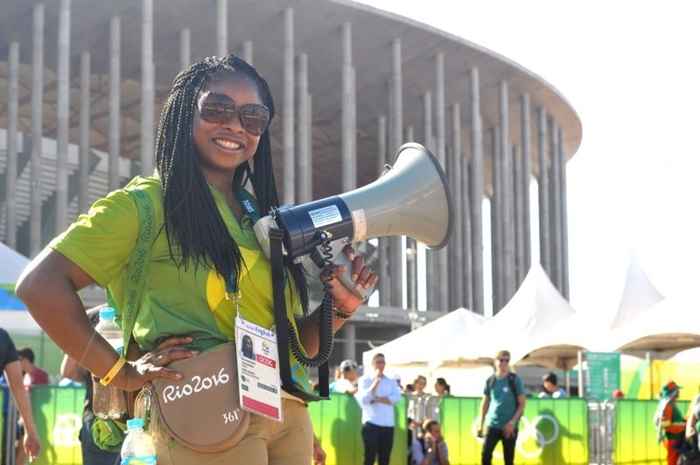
left=200, top=97, right=236, bottom=125
left=239, top=105, right=270, bottom=135
left=499, top=358, right=510, bottom=363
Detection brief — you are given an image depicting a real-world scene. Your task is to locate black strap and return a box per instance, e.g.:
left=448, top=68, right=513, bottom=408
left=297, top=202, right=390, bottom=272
left=269, top=227, right=329, bottom=401
left=270, top=228, right=295, bottom=393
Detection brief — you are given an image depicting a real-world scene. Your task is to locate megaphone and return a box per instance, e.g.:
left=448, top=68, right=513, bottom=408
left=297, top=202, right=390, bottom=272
left=254, top=142, right=453, bottom=298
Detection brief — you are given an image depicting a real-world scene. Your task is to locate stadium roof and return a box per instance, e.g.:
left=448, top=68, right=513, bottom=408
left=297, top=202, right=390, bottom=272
left=0, top=0, right=582, bottom=199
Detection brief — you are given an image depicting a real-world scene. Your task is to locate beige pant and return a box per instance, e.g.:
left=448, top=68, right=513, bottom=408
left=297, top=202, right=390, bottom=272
left=150, top=398, right=314, bottom=465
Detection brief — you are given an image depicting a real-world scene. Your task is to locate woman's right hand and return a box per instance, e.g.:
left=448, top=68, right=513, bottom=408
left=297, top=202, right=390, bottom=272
left=113, top=336, right=198, bottom=392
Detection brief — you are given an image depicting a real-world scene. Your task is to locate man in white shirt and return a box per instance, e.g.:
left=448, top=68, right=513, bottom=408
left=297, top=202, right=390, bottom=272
left=356, top=353, right=402, bottom=465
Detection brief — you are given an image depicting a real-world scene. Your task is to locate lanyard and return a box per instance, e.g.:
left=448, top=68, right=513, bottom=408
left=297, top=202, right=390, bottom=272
left=224, top=188, right=262, bottom=299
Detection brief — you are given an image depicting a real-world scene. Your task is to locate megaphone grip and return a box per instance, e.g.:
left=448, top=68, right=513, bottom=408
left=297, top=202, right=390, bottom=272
left=333, top=249, right=374, bottom=302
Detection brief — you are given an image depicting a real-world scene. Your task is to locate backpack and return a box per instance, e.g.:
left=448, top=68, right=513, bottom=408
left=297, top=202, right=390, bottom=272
left=487, top=373, right=519, bottom=405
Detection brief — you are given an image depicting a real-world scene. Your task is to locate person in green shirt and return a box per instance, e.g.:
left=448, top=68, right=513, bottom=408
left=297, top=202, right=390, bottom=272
left=477, top=350, right=526, bottom=465
left=16, top=55, right=377, bottom=465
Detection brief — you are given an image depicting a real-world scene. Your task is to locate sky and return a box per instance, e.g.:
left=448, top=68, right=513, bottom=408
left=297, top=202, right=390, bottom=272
left=360, top=0, right=700, bottom=316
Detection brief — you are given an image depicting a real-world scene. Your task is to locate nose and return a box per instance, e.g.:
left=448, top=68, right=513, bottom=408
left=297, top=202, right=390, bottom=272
left=220, top=112, right=245, bottom=134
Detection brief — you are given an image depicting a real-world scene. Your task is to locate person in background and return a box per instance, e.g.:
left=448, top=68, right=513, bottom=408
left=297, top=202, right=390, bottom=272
left=0, top=328, right=41, bottom=463
left=435, top=378, right=450, bottom=397
left=17, top=347, right=49, bottom=387
left=425, top=377, right=451, bottom=421
left=356, top=353, right=402, bottom=465
left=478, top=350, right=526, bottom=465
left=411, top=419, right=450, bottom=465
left=538, top=372, right=567, bottom=399
left=392, top=373, right=403, bottom=391
left=331, top=359, right=359, bottom=395
left=60, top=306, right=120, bottom=465
left=655, top=381, right=686, bottom=465
left=408, top=375, right=431, bottom=429
left=686, top=389, right=700, bottom=452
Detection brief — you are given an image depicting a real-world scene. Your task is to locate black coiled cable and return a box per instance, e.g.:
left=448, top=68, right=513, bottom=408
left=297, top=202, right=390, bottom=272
left=287, top=231, right=335, bottom=367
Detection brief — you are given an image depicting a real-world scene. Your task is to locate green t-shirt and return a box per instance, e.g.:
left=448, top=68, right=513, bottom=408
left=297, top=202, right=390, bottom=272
left=483, top=373, right=525, bottom=429
left=50, top=176, right=312, bottom=392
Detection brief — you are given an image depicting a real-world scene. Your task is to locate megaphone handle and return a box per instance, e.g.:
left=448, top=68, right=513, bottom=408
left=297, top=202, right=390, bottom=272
left=332, top=249, right=374, bottom=302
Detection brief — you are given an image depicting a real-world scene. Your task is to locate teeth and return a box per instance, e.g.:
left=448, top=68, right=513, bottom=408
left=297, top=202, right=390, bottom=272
left=214, top=138, right=242, bottom=150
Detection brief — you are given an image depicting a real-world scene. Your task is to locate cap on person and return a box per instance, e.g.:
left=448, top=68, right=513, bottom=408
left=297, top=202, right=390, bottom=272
left=339, top=359, right=358, bottom=372
left=661, top=380, right=681, bottom=398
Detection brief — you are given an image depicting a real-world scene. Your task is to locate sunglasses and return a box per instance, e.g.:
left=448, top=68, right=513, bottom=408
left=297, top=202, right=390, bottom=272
left=498, top=358, right=510, bottom=363
left=197, top=92, right=271, bottom=136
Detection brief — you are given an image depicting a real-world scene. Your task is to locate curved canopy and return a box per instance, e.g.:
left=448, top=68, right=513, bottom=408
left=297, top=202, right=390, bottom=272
left=613, top=297, right=700, bottom=356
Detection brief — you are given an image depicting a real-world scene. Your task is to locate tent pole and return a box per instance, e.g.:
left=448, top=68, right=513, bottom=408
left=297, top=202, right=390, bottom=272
left=646, top=351, right=653, bottom=400
left=577, top=350, right=584, bottom=398
left=565, top=370, right=571, bottom=395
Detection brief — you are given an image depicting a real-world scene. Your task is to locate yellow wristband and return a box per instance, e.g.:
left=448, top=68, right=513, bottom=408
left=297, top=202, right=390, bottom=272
left=99, top=356, right=127, bottom=387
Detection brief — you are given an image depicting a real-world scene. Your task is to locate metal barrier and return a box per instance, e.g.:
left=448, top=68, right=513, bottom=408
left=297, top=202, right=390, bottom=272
left=588, top=400, right=615, bottom=465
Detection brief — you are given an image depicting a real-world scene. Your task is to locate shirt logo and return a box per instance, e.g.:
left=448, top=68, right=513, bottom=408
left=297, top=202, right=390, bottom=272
left=503, top=387, right=509, bottom=392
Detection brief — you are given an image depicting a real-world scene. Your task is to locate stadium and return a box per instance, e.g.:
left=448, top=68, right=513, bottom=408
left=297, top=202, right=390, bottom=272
left=0, top=0, right=580, bottom=369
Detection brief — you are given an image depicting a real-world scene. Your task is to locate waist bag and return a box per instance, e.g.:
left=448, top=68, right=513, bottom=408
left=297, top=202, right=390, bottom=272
left=120, top=188, right=249, bottom=452
left=150, top=343, right=249, bottom=452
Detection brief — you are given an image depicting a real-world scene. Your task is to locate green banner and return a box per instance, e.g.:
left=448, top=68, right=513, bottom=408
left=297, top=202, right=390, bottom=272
left=586, top=352, right=621, bottom=401
left=441, top=397, right=589, bottom=465
left=30, top=386, right=85, bottom=465
left=309, top=393, right=408, bottom=465
left=613, top=398, right=689, bottom=465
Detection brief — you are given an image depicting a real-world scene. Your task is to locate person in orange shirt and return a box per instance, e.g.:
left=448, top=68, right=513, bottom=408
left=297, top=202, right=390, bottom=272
left=655, top=381, right=686, bottom=465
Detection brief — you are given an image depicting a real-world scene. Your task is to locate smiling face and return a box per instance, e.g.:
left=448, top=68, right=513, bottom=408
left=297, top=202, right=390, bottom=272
left=192, top=73, right=264, bottom=183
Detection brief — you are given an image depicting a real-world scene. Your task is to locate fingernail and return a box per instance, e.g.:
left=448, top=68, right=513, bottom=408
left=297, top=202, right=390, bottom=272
left=175, top=373, right=183, bottom=380
left=352, top=273, right=358, bottom=281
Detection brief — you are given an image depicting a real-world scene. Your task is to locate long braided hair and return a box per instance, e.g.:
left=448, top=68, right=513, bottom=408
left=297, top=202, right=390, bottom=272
left=154, top=55, right=309, bottom=313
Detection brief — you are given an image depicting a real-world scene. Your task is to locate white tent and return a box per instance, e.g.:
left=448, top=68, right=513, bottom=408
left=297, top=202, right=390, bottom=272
left=478, top=265, right=585, bottom=370
left=613, top=297, right=700, bottom=357
left=361, top=308, right=495, bottom=395
left=362, top=307, right=486, bottom=369
left=0, top=242, right=30, bottom=284
left=0, top=243, right=41, bottom=334
left=610, top=255, right=664, bottom=329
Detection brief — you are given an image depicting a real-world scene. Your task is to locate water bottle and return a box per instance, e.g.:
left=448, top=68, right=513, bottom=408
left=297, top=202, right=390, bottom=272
left=92, top=307, right=128, bottom=419
left=120, top=418, right=157, bottom=465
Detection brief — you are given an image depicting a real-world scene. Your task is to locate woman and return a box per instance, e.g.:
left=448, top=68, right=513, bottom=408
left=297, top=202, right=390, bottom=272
left=16, top=55, right=377, bottom=465
left=407, top=375, right=430, bottom=428
left=425, top=377, right=451, bottom=421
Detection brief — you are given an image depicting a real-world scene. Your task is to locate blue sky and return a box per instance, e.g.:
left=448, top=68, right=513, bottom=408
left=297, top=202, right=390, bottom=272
left=360, top=1, right=700, bottom=316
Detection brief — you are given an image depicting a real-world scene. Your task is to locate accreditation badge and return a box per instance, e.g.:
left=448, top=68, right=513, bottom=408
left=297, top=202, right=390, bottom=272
left=235, top=316, right=283, bottom=422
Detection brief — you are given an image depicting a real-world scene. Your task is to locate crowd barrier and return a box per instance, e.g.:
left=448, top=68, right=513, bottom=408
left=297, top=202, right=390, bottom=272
left=0, top=386, right=693, bottom=465
left=441, top=396, right=589, bottom=465
left=613, top=399, right=690, bottom=465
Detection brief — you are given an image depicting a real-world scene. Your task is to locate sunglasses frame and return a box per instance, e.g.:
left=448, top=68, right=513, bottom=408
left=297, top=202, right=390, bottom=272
left=197, top=91, right=271, bottom=136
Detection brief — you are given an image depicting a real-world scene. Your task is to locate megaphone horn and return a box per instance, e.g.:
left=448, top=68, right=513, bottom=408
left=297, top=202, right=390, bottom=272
left=254, top=142, right=454, bottom=262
